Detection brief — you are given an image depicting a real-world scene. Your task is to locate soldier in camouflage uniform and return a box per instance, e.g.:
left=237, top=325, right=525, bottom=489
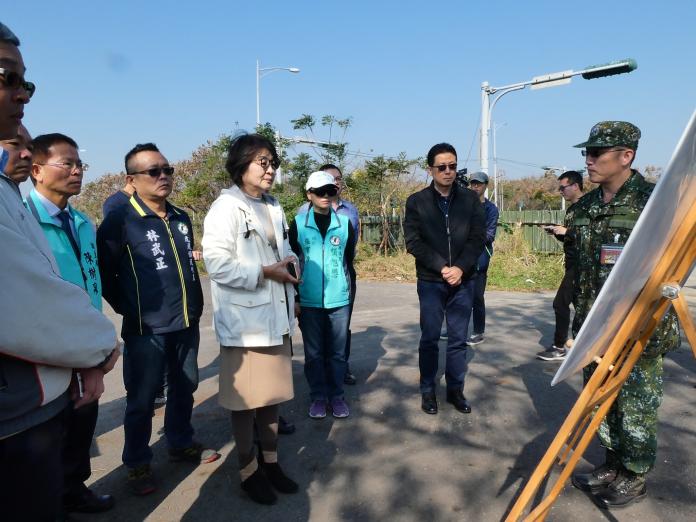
left=567, top=121, right=681, bottom=509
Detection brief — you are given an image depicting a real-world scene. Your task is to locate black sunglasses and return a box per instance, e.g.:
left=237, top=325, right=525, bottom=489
left=432, top=162, right=457, bottom=173
left=131, top=166, right=175, bottom=177
left=0, top=67, right=35, bottom=99
left=310, top=186, right=338, bottom=198
left=581, top=148, right=629, bottom=158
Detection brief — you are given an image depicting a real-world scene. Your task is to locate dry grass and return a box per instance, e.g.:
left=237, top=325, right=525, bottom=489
left=355, top=229, right=564, bottom=291
left=355, top=244, right=416, bottom=282
left=487, top=229, right=564, bottom=291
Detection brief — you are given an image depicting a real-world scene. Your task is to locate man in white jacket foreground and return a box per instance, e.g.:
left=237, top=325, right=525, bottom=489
left=0, top=22, right=120, bottom=522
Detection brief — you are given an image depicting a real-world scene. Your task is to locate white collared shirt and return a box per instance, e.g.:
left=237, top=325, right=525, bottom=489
left=33, top=190, right=78, bottom=240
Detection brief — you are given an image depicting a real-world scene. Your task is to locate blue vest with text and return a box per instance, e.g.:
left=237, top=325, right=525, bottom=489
left=295, top=210, right=350, bottom=309
left=25, top=190, right=103, bottom=311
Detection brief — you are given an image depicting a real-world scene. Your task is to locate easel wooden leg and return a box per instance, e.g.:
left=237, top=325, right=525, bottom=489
left=673, top=293, right=696, bottom=359
left=504, top=197, right=696, bottom=521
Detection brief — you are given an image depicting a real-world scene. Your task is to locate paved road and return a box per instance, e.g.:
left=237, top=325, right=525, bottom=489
left=82, top=278, right=696, bottom=522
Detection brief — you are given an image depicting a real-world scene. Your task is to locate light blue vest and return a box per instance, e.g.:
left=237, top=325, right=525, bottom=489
left=25, top=190, right=103, bottom=311
left=295, top=209, right=350, bottom=309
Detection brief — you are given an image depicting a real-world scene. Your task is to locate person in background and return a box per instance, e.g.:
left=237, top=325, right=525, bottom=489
left=291, top=171, right=356, bottom=420
left=537, top=170, right=583, bottom=361
left=203, top=133, right=299, bottom=505
left=0, top=122, right=32, bottom=184
left=467, top=171, right=499, bottom=346
left=299, top=163, right=360, bottom=385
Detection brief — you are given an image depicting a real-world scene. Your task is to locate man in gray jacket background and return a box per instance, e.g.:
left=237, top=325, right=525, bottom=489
left=0, top=22, right=119, bottom=522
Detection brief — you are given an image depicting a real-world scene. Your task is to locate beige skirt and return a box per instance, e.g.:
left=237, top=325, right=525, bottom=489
left=218, top=336, right=294, bottom=411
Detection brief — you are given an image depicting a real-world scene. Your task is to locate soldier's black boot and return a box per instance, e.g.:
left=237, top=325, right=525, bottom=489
left=571, top=450, right=619, bottom=492
left=593, top=469, right=647, bottom=509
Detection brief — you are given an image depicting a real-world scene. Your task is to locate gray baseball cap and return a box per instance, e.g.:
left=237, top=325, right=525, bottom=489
left=469, top=171, right=489, bottom=184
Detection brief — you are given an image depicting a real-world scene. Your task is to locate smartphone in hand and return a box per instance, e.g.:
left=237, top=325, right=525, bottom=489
left=286, top=260, right=300, bottom=280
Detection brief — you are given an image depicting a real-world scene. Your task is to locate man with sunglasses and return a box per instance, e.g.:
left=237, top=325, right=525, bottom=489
left=466, top=171, right=499, bottom=347
left=0, top=23, right=120, bottom=521
left=25, top=133, right=116, bottom=514
left=567, top=122, right=680, bottom=509
left=97, top=143, right=219, bottom=496
left=537, top=170, right=583, bottom=361
left=403, top=143, right=485, bottom=415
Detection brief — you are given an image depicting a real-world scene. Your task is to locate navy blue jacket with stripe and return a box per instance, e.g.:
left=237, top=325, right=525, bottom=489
left=96, top=193, right=203, bottom=336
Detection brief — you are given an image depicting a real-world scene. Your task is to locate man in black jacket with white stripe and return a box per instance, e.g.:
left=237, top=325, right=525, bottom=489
left=403, top=143, right=486, bottom=415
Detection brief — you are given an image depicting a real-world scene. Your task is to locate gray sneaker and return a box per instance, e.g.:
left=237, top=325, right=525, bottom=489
left=468, top=333, right=485, bottom=345
left=536, top=346, right=567, bottom=361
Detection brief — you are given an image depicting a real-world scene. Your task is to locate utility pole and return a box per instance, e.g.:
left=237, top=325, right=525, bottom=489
left=479, top=59, right=638, bottom=177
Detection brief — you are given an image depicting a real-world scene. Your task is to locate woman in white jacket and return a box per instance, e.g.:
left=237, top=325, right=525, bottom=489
left=202, top=133, right=300, bottom=505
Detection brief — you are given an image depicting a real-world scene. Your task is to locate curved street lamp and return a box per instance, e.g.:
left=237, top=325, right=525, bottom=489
left=256, top=60, right=301, bottom=126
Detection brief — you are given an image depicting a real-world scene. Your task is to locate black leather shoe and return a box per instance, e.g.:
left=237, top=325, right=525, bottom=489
left=343, top=372, right=357, bottom=385
left=421, top=392, right=438, bottom=414
left=64, top=486, right=115, bottom=513
left=278, top=415, right=295, bottom=435
left=446, top=390, right=471, bottom=413
left=572, top=462, right=618, bottom=492
left=593, top=470, right=646, bottom=509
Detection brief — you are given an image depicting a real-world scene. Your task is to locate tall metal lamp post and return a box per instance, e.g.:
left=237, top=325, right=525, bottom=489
left=256, top=60, right=300, bottom=126
left=479, top=59, right=638, bottom=201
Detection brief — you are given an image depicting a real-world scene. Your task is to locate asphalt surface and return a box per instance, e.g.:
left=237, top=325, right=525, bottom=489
left=80, top=277, right=696, bottom=522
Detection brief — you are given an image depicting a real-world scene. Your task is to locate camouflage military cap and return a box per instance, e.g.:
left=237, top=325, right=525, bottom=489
left=574, top=121, right=641, bottom=150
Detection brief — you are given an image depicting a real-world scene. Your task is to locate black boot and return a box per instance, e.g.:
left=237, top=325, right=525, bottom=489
left=241, top=467, right=277, bottom=505
left=571, top=450, right=619, bottom=492
left=593, top=469, right=647, bottom=509
left=278, top=416, right=296, bottom=435
left=263, top=463, right=299, bottom=494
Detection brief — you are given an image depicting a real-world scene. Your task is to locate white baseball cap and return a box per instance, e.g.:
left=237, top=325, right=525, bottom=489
left=305, top=171, right=337, bottom=191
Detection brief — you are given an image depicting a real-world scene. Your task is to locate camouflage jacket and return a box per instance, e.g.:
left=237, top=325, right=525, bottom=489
left=569, top=170, right=680, bottom=357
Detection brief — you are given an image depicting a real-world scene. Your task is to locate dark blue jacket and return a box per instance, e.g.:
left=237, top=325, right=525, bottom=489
left=476, top=198, right=499, bottom=273
left=97, top=193, right=203, bottom=335
left=102, top=189, right=131, bottom=219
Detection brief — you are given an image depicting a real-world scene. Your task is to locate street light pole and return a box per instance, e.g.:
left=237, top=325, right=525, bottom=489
left=479, top=59, right=638, bottom=176
left=256, top=60, right=301, bottom=126
left=492, top=122, right=506, bottom=208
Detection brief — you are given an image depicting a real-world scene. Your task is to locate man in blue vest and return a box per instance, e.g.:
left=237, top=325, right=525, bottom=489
left=27, top=133, right=115, bottom=515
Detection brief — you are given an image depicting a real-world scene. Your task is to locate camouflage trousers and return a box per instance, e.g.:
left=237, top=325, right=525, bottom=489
left=583, top=355, right=664, bottom=474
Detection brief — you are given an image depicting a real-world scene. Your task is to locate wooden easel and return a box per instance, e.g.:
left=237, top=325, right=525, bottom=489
left=505, top=198, right=696, bottom=521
